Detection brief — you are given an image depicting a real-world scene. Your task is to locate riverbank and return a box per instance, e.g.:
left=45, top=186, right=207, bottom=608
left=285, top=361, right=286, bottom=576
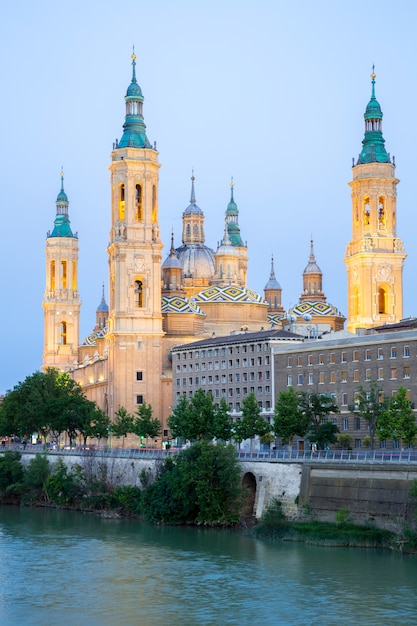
left=252, top=498, right=417, bottom=554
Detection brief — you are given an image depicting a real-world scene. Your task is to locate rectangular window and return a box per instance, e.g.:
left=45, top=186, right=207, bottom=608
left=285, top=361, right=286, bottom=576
left=195, top=363, right=199, bottom=372
left=297, top=374, right=303, bottom=385
left=353, top=370, right=359, bottom=382
left=221, top=360, right=226, bottom=369
left=287, top=375, right=293, bottom=386
left=354, top=417, right=361, bottom=430
left=287, top=356, right=293, bottom=367
left=257, top=386, right=263, bottom=395
left=330, top=353, right=335, bottom=364
left=330, top=371, right=336, bottom=383
left=235, top=359, right=240, bottom=368
left=390, top=347, right=397, bottom=359
left=265, top=371, right=270, bottom=380
left=391, top=367, right=397, bottom=380
left=243, top=358, right=248, bottom=367
left=308, top=373, right=314, bottom=385
left=341, top=370, right=347, bottom=383
left=136, top=395, right=144, bottom=405
left=265, top=355, right=270, bottom=365
left=201, top=376, right=206, bottom=385
left=319, top=354, right=324, bottom=365
left=404, top=345, right=410, bottom=358
left=353, top=350, right=359, bottom=362
left=136, top=371, right=143, bottom=381
left=236, top=388, right=240, bottom=396
left=228, top=374, right=233, bottom=383
left=365, top=349, right=371, bottom=361
left=257, top=357, right=262, bottom=366
left=377, top=347, right=384, bottom=360
left=243, top=387, right=248, bottom=396
left=319, top=372, right=325, bottom=384
left=297, top=356, right=303, bottom=367
left=195, top=376, right=199, bottom=385
left=341, top=351, right=347, bottom=363
left=341, top=392, right=348, bottom=406
left=403, top=365, right=410, bottom=379
left=176, top=378, right=180, bottom=387
left=343, top=417, right=349, bottom=431
left=265, top=386, right=271, bottom=394
left=308, top=355, right=314, bottom=366
left=378, top=367, right=384, bottom=380
left=365, top=368, right=372, bottom=381
left=355, top=439, right=361, bottom=449
left=235, top=373, right=240, bottom=382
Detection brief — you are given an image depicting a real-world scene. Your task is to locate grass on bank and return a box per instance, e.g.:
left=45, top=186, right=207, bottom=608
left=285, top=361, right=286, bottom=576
left=253, top=498, right=417, bottom=553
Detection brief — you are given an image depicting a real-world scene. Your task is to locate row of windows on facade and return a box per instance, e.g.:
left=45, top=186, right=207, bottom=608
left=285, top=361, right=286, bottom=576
left=175, top=389, right=272, bottom=411
left=176, top=359, right=271, bottom=382
left=287, top=365, right=411, bottom=386
left=49, top=260, right=77, bottom=291
left=177, top=371, right=270, bottom=382
left=286, top=346, right=411, bottom=368
left=285, top=388, right=410, bottom=408
left=118, top=183, right=157, bottom=222
left=176, top=377, right=271, bottom=394
left=175, top=343, right=271, bottom=360
left=175, top=357, right=271, bottom=373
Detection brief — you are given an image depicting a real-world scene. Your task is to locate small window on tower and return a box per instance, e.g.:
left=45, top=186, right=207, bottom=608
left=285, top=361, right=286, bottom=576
left=363, top=196, right=370, bottom=225
left=135, top=184, right=142, bottom=221
left=151, top=185, right=157, bottom=222
left=135, top=280, right=143, bottom=307
left=50, top=260, right=56, bottom=291
left=378, top=197, right=385, bottom=227
left=119, top=184, right=125, bottom=221
left=136, top=371, right=143, bottom=381
left=378, top=287, right=386, bottom=314
left=60, top=321, right=67, bottom=345
left=61, top=260, right=67, bottom=289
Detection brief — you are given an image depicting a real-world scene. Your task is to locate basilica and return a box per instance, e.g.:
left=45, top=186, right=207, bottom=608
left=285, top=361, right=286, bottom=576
left=42, top=56, right=406, bottom=437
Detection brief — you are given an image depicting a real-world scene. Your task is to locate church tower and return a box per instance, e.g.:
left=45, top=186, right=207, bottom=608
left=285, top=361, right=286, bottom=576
left=344, top=71, right=406, bottom=333
left=42, top=173, right=80, bottom=369
left=106, top=52, right=164, bottom=419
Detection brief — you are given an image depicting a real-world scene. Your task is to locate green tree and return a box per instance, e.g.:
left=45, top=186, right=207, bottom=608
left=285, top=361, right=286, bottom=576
left=83, top=408, right=110, bottom=445
left=0, top=369, right=99, bottom=447
left=234, top=393, right=269, bottom=452
left=0, top=451, right=25, bottom=502
left=273, top=387, right=309, bottom=447
left=134, top=402, right=161, bottom=446
left=112, top=407, right=135, bottom=446
left=169, top=389, right=220, bottom=442
left=142, top=442, right=243, bottom=524
left=377, top=386, right=417, bottom=447
left=352, top=382, right=386, bottom=450
left=213, top=398, right=232, bottom=442
left=299, top=392, right=340, bottom=449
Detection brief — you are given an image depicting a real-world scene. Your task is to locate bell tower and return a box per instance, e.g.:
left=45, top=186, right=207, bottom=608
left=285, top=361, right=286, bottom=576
left=106, top=51, right=164, bottom=419
left=344, top=70, right=406, bottom=332
left=42, top=173, right=80, bottom=369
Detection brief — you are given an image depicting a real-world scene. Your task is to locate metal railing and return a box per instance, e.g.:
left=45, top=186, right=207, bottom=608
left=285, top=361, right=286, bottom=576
left=1, top=443, right=417, bottom=464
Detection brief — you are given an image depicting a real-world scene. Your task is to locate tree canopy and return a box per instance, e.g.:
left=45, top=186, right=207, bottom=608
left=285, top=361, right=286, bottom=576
left=273, top=387, right=309, bottom=446
left=0, top=369, right=104, bottom=446
left=168, top=389, right=232, bottom=442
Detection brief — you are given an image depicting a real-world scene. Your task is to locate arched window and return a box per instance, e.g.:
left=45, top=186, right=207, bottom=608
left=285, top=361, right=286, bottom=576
left=119, top=184, right=125, bottom=221
left=193, top=223, right=198, bottom=234
left=378, top=197, right=385, bottom=227
left=363, top=196, right=370, bottom=225
left=60, top=321, right=67, bottom=345
left=378, top=287, right=386, bottom=314
left=135, top=184, right=142, bottom=221
left=61, top=260, right=67, bottom=289
left=50, top=260, right=55, bottom=291
left=135, top=280, right=143, bottom=307
left=151, top=185, right=157, bottom=222
left=186, top=224, right=191, bottom=236
left=72, top=260, right=77, bottom=291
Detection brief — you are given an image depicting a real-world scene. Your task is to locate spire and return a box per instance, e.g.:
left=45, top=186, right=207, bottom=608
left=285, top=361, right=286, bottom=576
left=264, top=254, right=281, bottom=290
left=225, top=178, right=245, bottom=246
left=49, top=170, right=75, bottom=238
left=301, top=239, right=325, bottom=302
left=356, top=68, right=390, bottom=165
left=97, top=284, right=109, bottom=312
left=183, top=171, right=203, bottom=215
left=117, top=50, right=151, bottom=149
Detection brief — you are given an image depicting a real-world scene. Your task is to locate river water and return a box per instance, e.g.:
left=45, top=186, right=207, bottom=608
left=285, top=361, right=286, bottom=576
left=0, top=506, right=415, bottom=626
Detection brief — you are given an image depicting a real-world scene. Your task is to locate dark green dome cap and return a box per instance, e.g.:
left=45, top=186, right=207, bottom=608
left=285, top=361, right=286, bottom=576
left=118, top=51, right=151, bottom=149
left=49, top=172, right=76, bottom=239
left=356, top=70, right=390, bottom=165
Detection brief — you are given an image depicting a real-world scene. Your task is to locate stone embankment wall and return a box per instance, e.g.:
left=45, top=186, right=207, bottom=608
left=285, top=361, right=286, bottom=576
left=298, top=462, right=417, bottom=530
left=19, top=452, right=417, bottom=529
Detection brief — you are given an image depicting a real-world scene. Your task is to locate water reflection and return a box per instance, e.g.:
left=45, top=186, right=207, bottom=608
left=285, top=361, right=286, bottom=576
left=0, top=506, right=415, bottom=625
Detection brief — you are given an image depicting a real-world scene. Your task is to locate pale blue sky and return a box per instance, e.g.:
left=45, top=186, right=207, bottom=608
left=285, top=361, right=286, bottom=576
left=1, top=0, right=416, bottom=393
